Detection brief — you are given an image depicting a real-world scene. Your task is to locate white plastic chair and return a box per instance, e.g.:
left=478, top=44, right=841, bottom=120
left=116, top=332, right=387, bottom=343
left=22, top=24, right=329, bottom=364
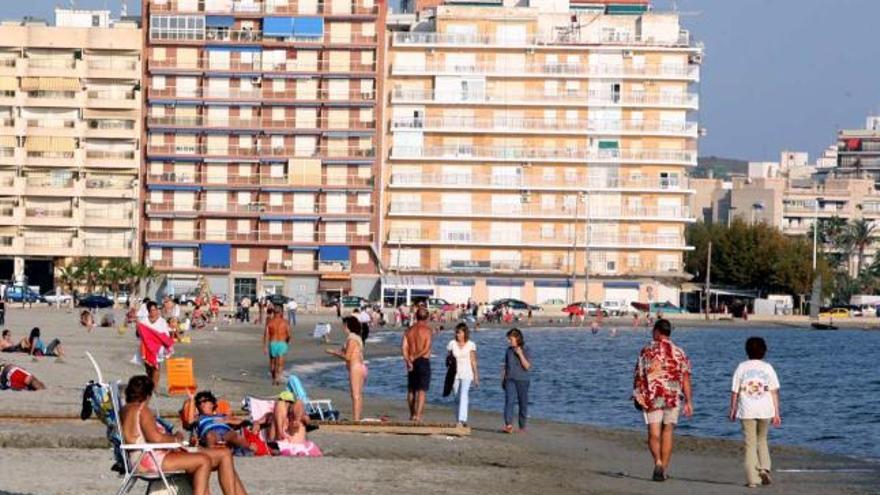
left=109, top=380, right=186, bottom=495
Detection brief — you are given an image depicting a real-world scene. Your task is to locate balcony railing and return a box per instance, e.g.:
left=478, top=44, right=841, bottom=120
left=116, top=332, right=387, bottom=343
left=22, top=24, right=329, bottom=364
left=151, top=0, right=379, bottom=15
left=27, top=58, right=75, bottom=69
left=388, top=202, right=691, bottom=220
left=86, top=90, right=137, bottom=100
left=387, top=230, right=687, bottom=248
left=26, top=119, right=76, bottom=129
left=85, top=177, right=134, bottom=189
left=87, top=119, right=136, bottom=130
left=87, top=59, right=138, bottom=71
left=391, top=61, right=698, bottom=79
left=146, top=144, right=376, bottom=159
left=390, top=88, right=699, bottom=108
left=85, top=150, right=137, bottom=160
left=149, top=85, right=376, bottom=102
left=391, top=116, right=698, bottom=136
left=147, top=201, right=372, bottom=216
left=392, top=31, right=693, bottom=49
left=266, top=259, right=352, bottom=273
left=25, top=176, right=74, bottom=188
left=83, top=238, right=131, bottom=249
left=24, top=207, right=73, bottom=218
left=27, top=150, right=75, bottom=159
left=388, top=172, right=687, bottom=191
left=146, top=229, right=374, bottom=244
left=84, top=207, right=133, bottom=220
left=390, top=146, right=696, bottom=164
left=24, top=236, right=73, bottom=248
left=147, top=172, right=373, bottom=188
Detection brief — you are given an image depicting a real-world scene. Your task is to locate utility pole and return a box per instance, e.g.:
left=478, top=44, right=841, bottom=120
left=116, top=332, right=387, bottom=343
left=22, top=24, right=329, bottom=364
left=582, top=190, right=590, bottom=304
left=704, top=241, right=712, bottom=321
left=569, top=195, right=579, bottom=302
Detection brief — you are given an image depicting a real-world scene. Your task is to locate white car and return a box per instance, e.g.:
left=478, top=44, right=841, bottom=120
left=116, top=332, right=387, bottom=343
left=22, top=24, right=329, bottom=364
left=602, top=300, right=631, bottom=316
left=42, top=291, right=73, bottom=305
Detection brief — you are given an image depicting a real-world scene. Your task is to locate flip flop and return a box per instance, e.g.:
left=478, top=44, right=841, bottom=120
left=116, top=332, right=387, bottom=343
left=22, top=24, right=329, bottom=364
left=652, top=465, right=665, bottom=482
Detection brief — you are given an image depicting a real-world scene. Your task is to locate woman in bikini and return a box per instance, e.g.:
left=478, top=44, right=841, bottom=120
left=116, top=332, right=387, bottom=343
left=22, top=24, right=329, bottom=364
left=120, top=375, right=249, bottom=495
left=325, top=316, right=367, bottom=421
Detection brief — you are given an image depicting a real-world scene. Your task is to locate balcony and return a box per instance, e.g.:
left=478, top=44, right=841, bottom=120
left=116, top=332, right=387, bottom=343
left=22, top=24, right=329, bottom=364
left=23, top=207, right=74, bottom=226
left=392, top=31, right=694, bottom=49
left=83, top=206, right=135, bottom=227
left=387, top=202, right=692, bottom=222
left=145, top=229, right=374, bottom=245
left=24, top=176, right=76, bottom=196
left=391, top=116, right=698, bottom=137
left=86, top=58, right=139, bottom=79
left=395, top=258, right=570, bottom=275
left=387, top=230, right=689, bottom=250
left=82, top=237, right=132, bottom=257
left=391, top=61, right=699, bottom=81
left=390, top=88, right=699, bottom=109
left=146, top=143, right=377, bottom=160
left=390, top=146, right=696, bottom=165
left=147, top=201, right=372, bottom=217
left=86, top=90, right=139, bottom=109
left=22, top=236, right=74, bottom=256
left=265, top=259, right=351, bottom=274
left=206, top=28, right=262, bottom=43
left=0, top=176, right=21, bottom=195
left=25, top=150, right=77, bottom=167
left=84, top=149, right=139, bottom=168
left=84, top=176, right=136, bottom=197
left=388, top=172, right=689, bottom=193
left=151, top=0, right=379, bottom=15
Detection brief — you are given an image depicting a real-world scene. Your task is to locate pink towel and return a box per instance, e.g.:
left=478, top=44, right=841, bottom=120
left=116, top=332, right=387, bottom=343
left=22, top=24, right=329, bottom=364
left=137, top=322, right=174, bottom=368
left=276, top=440, right=322, bottom=457
left=247, top=397, right=276, bottom=423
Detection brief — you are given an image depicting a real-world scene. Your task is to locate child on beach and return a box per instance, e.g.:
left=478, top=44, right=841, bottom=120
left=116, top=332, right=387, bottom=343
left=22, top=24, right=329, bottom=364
left=502, top=328, right=531, bottom=433
left=728, top=337, right=781, bottom=488
left=325, top=316, right=366, bottom=421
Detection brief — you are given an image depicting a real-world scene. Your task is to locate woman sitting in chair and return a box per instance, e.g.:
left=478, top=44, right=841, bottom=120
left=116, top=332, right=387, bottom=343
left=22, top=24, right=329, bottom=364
left=120, top=375, right=249, bottom=495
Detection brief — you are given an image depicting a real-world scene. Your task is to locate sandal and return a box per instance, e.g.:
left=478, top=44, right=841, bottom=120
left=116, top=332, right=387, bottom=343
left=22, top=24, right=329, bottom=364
left=502, top=425, right=514, bottom=434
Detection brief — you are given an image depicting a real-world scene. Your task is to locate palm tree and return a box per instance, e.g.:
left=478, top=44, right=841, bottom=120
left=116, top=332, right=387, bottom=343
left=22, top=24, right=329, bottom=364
left=77, top=257, right=102, bottom=294
left=125, top=262, right=158, bottom=299
left=101, top=258, right=129, bottom=306
left=843, top=219, right=877, bottom=276
left=56, top=265, right=81, bottom=295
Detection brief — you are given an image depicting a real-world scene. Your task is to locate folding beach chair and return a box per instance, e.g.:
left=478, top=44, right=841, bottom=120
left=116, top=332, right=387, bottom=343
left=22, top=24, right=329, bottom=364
left=165, top=358, right=197, bottom=396
left=287, top=375, right=338, bottom=421
left=110, top=380, right=188, bottom=495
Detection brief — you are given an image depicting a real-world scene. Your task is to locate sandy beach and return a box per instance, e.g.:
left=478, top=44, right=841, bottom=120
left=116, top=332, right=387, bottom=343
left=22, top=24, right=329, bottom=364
left=0, top=305, right=877, bottom=495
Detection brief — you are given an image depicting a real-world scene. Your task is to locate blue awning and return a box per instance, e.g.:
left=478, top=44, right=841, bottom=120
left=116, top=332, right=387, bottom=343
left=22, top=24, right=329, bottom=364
left=534, top=279, right=572, bottom=288
left=603, top=281, right=640, bottom=289
left=200, top=244, right=231, bottom=268
left=263, top=17, right=296, bottom=37
left=205, top=46, right=262, bottom=52
left=206, top=15, right=234, bottom=27
left=486, top=279, right=525, bottom=287
left=294, top=17, right=323, bottom=37
left=318, top=245, right=349, bottom=262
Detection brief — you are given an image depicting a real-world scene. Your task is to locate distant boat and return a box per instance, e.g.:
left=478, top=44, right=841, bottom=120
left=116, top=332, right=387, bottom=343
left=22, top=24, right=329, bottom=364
left=810, top=322, right=838, bottom=331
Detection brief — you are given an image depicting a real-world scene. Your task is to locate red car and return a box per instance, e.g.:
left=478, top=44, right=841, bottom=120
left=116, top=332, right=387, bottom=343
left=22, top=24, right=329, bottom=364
left=562, top=302, right=607, bottom=317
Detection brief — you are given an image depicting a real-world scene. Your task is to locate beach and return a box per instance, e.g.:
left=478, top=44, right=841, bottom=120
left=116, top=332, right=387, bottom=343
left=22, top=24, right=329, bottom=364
left=0, top=306, right=877, bottom=495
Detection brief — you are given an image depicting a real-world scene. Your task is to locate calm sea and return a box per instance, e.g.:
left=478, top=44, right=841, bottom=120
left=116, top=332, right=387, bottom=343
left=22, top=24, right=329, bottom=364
left=299, top=325, right=880, bottom=460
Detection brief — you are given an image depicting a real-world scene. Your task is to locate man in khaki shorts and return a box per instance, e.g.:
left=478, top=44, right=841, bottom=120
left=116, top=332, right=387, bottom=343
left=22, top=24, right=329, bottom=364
left=632, top=319, right=692, bottom=482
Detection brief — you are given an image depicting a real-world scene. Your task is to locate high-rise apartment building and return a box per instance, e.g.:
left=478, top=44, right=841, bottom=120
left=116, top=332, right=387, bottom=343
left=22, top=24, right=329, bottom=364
left=142, top=0, right=384, bottom=304
left=0, top=10, right=141, bottom=291
left=382, top=0, right=700, bottom=307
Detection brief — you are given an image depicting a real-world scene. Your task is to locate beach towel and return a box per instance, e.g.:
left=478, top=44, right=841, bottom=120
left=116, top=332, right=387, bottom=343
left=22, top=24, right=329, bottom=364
left=245, top=397, right=277, bottom=423
left=242, top=429, right=271, bottom=457
left=137, top=322, right=174, bottom=368
left=275, top=439, right=323, bottom=457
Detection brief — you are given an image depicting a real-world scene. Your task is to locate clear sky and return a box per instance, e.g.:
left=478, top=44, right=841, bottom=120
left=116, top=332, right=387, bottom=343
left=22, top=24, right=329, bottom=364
left=7, top=0, right=880, bottom=162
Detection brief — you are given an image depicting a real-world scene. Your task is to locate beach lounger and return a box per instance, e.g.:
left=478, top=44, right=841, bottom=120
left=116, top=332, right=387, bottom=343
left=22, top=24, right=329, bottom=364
left=110, top=380, right=188, bottom=495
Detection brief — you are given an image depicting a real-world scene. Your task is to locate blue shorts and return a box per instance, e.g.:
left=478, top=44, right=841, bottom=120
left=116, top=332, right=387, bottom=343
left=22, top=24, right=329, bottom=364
left=269, top=341, right=289, bottom=358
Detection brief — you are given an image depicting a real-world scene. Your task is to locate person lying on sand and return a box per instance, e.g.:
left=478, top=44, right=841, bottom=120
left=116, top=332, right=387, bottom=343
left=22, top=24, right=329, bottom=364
left=0, top=362, right=45, bottom=390
left=80, top=310, right=95, bottom=332
left=22, top=327, right=65, bottom=359
left=0, top=329, right=21, bottom=352
left=183, top=390, right=256, bottom=454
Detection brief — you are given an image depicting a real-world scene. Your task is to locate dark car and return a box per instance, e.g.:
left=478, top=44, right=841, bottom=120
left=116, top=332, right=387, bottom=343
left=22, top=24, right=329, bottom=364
left=77, top=294, right=114, bottom=309
left=490, top=298, right=541, bottom=311
left=562, top=301, right=607, bottom=317
left=266, top=294, right=290, bottom=307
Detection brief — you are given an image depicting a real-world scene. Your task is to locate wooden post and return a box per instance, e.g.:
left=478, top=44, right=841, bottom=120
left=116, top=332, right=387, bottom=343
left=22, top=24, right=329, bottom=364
left=705, top=241, right=712, bottom=321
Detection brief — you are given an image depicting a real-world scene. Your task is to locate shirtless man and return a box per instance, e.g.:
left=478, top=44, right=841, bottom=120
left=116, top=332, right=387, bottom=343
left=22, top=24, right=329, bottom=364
left=402, top=307, right=433, bottom=422
left=263, top=309, right=290, bottom=385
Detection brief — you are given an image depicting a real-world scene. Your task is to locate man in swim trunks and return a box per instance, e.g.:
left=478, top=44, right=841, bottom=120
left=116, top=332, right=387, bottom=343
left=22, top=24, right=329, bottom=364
left=402, top=306, right=433, bottom=422
left=263, top=309, right=290, bottom=385
left=0, top=363, right=45, bottom=390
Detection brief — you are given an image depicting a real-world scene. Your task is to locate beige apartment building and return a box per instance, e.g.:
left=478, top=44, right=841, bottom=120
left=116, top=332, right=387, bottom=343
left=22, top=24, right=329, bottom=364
left=0, top=10, right=141, bottom=290
left=382, top=0, right=701, bottom=306
left=142, top=0, right=384, bottom=305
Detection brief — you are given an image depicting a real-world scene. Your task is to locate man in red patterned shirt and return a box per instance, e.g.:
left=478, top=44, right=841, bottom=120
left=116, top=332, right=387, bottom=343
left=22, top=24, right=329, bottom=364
left=632, top=318, right=693, bottom=482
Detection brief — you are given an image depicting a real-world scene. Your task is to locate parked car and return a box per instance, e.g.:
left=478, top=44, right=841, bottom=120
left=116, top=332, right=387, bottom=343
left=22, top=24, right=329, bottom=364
left=114, top=291, right=130, bottom=305
left=77, top=294, right=114, bottom=309
left=42, top=290, right=73, bottom=306
left=818, top=307, right=851, bottom=319
left=333, top=295, right=370, bottom=309
left=490, top=298, right=541, bottom=312
left=648, top=301, right=688, bottom=314
left=602, top=300, right=632, bottom=317
left=562, top=301, right=607, bottom=317
left=5, top=285, right=43, bottom=303
left=426, top=297, right=456, bottom=311
left=266, top=294, right=290, bottom=307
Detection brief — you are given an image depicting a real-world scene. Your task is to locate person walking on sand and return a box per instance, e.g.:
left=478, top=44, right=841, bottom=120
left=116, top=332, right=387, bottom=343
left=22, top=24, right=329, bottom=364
left=326, top=316, right=367, bottom=421
left=632, top=318, right=692, bottom=482
left=728, top=337, right=781, bottom=488
left=286, top=298, right=298, bottom=329
left=138, top=301, right=174, bottom=387
left=447, top=323, right=479, bottom=427
left=502, top=328, right=531, bottom=433
left=263, top=309, right=290, bottom=386
left=402, top=307, right=433, bottom=422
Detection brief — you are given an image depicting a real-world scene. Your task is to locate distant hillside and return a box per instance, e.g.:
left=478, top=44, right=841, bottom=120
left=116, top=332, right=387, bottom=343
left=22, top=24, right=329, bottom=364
left=693, top=156, right=750, bottom=179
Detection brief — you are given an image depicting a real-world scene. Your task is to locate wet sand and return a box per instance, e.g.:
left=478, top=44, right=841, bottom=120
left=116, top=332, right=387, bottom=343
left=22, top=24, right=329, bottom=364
left=0, top=306, right=877, bottom=494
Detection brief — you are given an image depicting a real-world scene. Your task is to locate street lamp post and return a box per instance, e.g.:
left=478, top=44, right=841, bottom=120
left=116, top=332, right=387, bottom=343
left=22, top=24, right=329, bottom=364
left=727, top=205, right=737, bottom=228
left=812, top=198, right=823, bottom=271
left=582, top=191, right=590, bottom=304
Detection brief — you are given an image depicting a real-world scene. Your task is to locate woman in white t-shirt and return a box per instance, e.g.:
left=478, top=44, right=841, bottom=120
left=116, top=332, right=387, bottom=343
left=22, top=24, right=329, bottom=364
left=728, top=337, right=781, bottom=488
left=446, top=323, right=479, bottom=426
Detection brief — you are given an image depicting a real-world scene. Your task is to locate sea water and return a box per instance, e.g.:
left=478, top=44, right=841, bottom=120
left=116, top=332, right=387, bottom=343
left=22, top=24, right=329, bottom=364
left=299, top=325, right=880, bottom=460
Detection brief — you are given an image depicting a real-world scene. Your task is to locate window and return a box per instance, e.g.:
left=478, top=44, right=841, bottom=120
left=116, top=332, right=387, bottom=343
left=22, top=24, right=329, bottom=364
left=356, top=250, right=368, bottom=265
left=236, top=248, right=250, bottom=263
left=149, top=248, right=162, bottom=261
left=149, top=15, right=205, bottom=41
left=92, top=15, right=101, bottom=27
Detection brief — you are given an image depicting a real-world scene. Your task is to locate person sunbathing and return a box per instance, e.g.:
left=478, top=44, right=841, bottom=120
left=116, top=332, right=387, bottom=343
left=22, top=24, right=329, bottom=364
left=22, top=327, right=64, bottom=359
left=1, top=329, right=21, bottom=352
left=80, top=310, right=95, bottom=332
left=121, top=375, right=249, bottom=495
left=0, top=362, right=45, bottom=390
left=184, top=391, right=255, bottom=453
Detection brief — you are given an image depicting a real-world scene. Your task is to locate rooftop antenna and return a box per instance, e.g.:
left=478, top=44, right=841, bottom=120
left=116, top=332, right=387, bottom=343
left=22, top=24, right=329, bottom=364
left=121, top=0, right=128, bottom=17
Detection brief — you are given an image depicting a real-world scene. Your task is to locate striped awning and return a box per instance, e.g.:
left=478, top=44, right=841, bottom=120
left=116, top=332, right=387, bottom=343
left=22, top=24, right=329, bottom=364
left=20, top=77, right=80, bottom=91
left=25, top=136, right=76, bottom=152
left=0, top=136, right=16, bottom=147
left=0, top=77, right=16, bottom=91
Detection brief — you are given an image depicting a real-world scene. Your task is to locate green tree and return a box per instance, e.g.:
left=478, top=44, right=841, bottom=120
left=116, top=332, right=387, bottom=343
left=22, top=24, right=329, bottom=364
left=75, top=257, right=102, bottom=294
left=56, top=265, right=81, bottom=295
left=101, top=258, right=130, bottom=306
left=843, top=218, right=876, bottom=275
left=124, top=262, right=158, bottom=299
